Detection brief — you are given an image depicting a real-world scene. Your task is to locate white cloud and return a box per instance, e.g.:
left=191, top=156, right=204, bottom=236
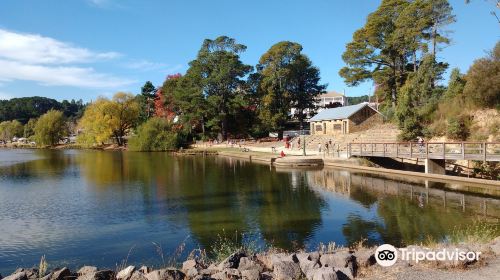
left=0, top=29, right=120, bottom=65
left=0, top=59, right=134, bottom=88
left=0, top=29, right=133, bottom=89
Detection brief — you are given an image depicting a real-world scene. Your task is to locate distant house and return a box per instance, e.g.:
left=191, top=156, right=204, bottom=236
left=308, top=102, right=383, bottom=135
left=291, top=90, right=349, bottom=119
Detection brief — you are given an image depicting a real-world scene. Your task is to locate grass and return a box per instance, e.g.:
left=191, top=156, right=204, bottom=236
left=210, top=230, right=263, bottom=263
left=448, top=221, right=500, bottom=245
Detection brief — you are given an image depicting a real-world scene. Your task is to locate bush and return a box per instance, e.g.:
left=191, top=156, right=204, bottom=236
left=128, top=117, right=186, bottom=151
left=446, top=115, right=470, bottom=141
left=0, top=120, right=23, bottom=141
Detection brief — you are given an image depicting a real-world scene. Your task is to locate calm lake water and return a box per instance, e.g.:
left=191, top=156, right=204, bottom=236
left=0, top=149, right=499, bottom=273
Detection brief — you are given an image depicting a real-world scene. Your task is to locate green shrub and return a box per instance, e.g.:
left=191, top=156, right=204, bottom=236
left=446, top=115, right=470, bottom=140
left=129, top=117, right=186, bottom=151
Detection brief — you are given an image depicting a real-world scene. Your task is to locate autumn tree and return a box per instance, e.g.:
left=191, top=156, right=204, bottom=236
left=78, top=92, right=139, bottom=146
left=34, top=110, right=66, bottom=146
left=463, top=41, right=500, bottom=107
left=0, top=120, right=23, bottom=141
left=257, top=41, right=326, bottom=138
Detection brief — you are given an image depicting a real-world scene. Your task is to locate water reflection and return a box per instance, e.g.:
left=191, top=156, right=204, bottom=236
left=0, top=150, right=498, bottom=274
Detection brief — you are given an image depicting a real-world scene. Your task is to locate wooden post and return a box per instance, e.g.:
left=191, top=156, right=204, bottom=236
left=410, top=142, right=413, bottom=158
left=461, top=142, right=465, bottom=160
left=371, top=143, right=374, bottom=156
left=484, top=143, right=487, bottom=161
left=443, top=143, right=446, bottom=160
left=396, top=143, right=399, bottom=158
left=383, top=143, right=386, bottom=157
left=426, top=142, right=429, bottom=159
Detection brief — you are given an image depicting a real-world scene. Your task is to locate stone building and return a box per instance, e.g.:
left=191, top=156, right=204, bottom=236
left=308, top=102, right=383, bottom=135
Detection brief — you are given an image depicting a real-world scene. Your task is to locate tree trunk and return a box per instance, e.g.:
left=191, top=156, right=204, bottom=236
left=278, top=130, right=283, bottom=140
left=413, top=51, right=417, bottom=72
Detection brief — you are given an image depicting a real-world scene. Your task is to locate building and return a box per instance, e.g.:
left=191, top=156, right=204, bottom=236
left=308, top=102, right=383, bottom=135
left=315, top=91, right=348, bottom=110
left=291, top=91, right=349, bottom=119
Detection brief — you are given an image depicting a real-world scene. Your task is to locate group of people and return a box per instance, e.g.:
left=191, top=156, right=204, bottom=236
left=317, top=139, right=336, bottom=155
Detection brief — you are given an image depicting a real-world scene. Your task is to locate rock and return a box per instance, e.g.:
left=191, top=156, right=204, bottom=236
left=182, top=260, right=198, bottom=272
left=129, top=272, right=147, bottom=280
left=0, top=273, right=3, bottom=280
left=76, top=270, right=113, bottom=280
left=273, top=260, right=302, bottom=280
left=144, top=269, right=184, bottom=280
left=192, top=276, right=213, bottom=280
left=116, top=266, right=135, bottom=280
left=198, top=267, right=218, bottom=276
left=218, top=251, right=247, bottom=270
left=312, top=267, right=337, bottom=280
left=138, top=267, right=151, bottom=275
left=11, top=269, right=37, bottom=280
left=2, top=272, right=27, bottom=280
left=240, top=269, right=260, bottom=280
left=309, top=252, right=320, bottom=263
left=490, top=236, right=500, bottom=256
left=237, top=257, right=262, bottom=272
left=185, top=268, right=198, bottom=279
left=77, top=267, right=98, bottom=276
left=353, top=249, right=376, bottom=267
left=210, top=272, right=224, bottom=280
left=320, top=251, right=352, bottom=269
left=260, top=272, right=272, bottom=280
left=51, top=268, right=71, bottom=280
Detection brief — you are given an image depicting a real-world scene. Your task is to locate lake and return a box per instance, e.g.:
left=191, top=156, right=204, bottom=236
left=0, top=149, right=499, bottom=274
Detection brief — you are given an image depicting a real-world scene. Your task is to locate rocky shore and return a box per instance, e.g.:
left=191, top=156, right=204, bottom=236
left=2, top=239, right=499, bottom=280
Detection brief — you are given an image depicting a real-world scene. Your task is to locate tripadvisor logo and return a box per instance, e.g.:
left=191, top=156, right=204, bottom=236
left=374, top=244, right=482, bottom=267
left=375, top=244, right=398, bottom=267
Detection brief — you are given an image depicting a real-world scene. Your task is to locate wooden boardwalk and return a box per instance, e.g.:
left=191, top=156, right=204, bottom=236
left=347, top=142, right=500, bottom=162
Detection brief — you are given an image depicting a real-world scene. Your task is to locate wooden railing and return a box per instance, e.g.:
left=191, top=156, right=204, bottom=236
left=347, top=142, right=500, bottom=162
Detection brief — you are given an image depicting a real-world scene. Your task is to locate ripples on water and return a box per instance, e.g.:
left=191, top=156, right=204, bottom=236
left=0, top=149, right=498, bottom=274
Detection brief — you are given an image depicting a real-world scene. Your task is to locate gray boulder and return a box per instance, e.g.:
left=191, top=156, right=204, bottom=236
left=319, top=251, right=352, bottom=269
left=353, top=249, right=375, bottom=267
left=237, top=257, right=262, bottom=272
left=144, top=269, right=184, bottom=280
left=217, top=252, right=246, bottom=270
left=51, top=268, right=71, bottom=280
left=116, top=266, right=135, bottom=280
left=129, top=271, right=147, bottom=280
left=489, top=236, right=500, bottom=256
left=240, top=269, right=260, bottom=280
left=138, top=267, right=151, bottom=275
left=273, top=260, right=302, bottom=280
left=77, top=267, right=98, bottom=276
left=76, top=270, right=113, bottom=280
left=2, top=272, right=27, bottom=280
left=312, top=267, right=337, bottom=280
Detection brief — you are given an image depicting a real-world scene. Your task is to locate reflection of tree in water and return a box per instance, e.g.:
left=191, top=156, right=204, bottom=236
left=256, top=171, right=325, bottom=249
left=0, top=150, right=71, bottom=180
left=342, top=195, right=478, bottom=247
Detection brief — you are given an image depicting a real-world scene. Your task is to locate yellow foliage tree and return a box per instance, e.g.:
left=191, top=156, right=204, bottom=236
left=78, top=92, right=139, bottom=146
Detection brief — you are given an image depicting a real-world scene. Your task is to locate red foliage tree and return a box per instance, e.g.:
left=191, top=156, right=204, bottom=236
left=154, top=74, right=182, bottom=123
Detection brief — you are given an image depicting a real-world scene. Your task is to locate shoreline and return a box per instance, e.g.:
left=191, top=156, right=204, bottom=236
left=2, top=238, right=499, bottom=280
left=2, top=144, right=499, bottom=189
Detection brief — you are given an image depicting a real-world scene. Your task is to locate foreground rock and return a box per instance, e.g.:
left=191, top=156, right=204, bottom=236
left=3, top=240, right=499, bottom=280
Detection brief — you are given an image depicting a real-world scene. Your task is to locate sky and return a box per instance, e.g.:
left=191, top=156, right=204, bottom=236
left=0, top=0, right=498, bottom=102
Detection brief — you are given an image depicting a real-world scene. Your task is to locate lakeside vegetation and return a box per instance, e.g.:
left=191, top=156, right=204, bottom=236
left=0, top=0, right=498, bottom=153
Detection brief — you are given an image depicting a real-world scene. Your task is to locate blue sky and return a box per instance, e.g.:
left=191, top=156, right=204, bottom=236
left=0, top=0, right=498, bottom=101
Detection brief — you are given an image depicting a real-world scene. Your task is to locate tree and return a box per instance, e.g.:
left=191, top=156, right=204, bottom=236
left=257, top=41, right=325, bottom=137
left=185, top=36, right=253, bottom=140
left=138, top=81, right=157, bottom=122
left=340, top=0, right=454, bottom=107
left=128, top=117, right=186, bottom=151
left=463, top=41, right=500, bottom=108
left=444, top=68, right=466, bottom=99
left=78, top=92, right=139, bottom=146
left=156, top=74, right=182, bottom=122
left=0, top=120, right=23, bottom=141
left=24, top=118, right=37, bottom=138
left=34, top=110, right=66, bottom=146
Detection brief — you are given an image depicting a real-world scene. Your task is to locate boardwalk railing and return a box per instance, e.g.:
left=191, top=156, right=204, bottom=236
left=347, top=142, right=500, bottom=162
